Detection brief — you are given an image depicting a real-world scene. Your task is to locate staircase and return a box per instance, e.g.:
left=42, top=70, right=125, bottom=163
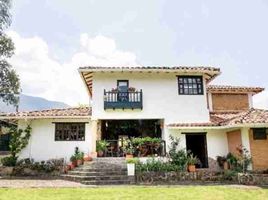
left=62, top=157, right=134, bottom=185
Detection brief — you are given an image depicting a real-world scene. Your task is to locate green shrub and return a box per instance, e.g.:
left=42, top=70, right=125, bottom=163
left=15, top=158, right=64, bottom=173
left=222, top=170, right=238, bottom=181
left=136, top=158, right=181, bottom=172
left=225, top=146, right=252, bottom=173
left=126, top=158, right=139, bottom=164
left=7, top=125, right=31, bottom=165
left=96, top=140, right=109, bottom=152
left=131, top=137, right=161, bottom=147
left=1, top=156, right=17, bottom=167
left=168, top=135, right=188, bottom=171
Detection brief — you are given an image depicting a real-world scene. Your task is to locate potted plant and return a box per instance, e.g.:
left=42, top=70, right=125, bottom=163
left=226, top=153, right=238, bottom=170
left=96, top=140, right=109, bottom=157
left=126, top=158, right=138, bottom=176
left=187, top=154, right=199, bottom=172
left=84, top=154, right=93, bottom=162
left=217, top=156, right=228, bottom=170
left=76, top=152, right=84, bottom=166
left=70, top=155, right=77, bottom=168
left=125, top=147, right=135, bottom=159
left=124, top=141, right=135, bottom=158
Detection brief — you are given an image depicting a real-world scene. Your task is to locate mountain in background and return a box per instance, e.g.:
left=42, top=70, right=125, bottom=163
left=0, top=94, right=70, bottom=113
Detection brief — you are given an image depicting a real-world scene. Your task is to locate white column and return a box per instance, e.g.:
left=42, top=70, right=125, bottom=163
left=241, top=127, right=252, bottom=170
left=90, top=119, right=98, bottom=158
left=248, top=93, right=253, bottom=109
left=208, top=92, right=213, bottom=111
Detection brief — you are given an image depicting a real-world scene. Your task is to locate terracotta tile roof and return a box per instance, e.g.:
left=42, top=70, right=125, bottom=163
left=79, top=66, right=221, bottom=73
left=207, top=85, right=264, bottom=94
left=168, top=109, right=268, bottom=128
left=0, top=107, right=91, bottom=119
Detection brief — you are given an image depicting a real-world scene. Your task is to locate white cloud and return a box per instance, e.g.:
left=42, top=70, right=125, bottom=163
left=7, top=32, right=137, bottom=106
left=253, top=91, right=268, bottom=109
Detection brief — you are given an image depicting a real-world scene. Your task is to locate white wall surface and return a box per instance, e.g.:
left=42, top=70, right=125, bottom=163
left=92, top=72, right=210, bottom=124
left=167, top=129, right=229, bottom=159
left=18, top=119, right=92, bottom=162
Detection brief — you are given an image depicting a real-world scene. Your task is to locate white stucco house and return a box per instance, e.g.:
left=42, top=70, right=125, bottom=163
left=1, top=66, right=268, bottom=170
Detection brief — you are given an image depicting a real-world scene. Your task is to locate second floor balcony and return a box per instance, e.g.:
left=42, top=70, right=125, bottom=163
left=104, top=89, right=143, bottom=110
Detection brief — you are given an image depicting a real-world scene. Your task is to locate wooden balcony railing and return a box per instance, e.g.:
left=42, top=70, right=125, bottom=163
left=104, top=90, right=143, bottom=110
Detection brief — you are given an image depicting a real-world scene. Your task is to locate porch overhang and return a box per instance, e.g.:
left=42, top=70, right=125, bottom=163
left=167, top=123, right=268, bottom=130
left=78, top=66, right=221, bottom=97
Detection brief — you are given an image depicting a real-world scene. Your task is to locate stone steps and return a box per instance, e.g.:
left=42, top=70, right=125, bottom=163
left=62, top=158, right=133, bottom=185
left=62, top=174, right=129, bottom=181
left=82, top=180, right=131, bottom=185
left=68, top=170, right=127, bottom=176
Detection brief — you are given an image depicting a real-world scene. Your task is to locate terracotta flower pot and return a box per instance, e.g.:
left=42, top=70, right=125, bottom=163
left=72, top=160, right=77, bottom=167
left=188, top=165, right=196, bottom=172
left=84, top=155, right=93, bottom=162
left=126, top=154, right=134, bottom=159
left=77, top=159, right=83, bottom=166
left=70, top=163, right=75, bottom=170
left=97, top=151, right=104, bottom=157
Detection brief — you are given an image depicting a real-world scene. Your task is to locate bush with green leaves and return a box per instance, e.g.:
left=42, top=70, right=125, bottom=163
left=131, top=137, right=162, bottom=147
left=126, top=158, right=139, bottom=164
left=96, top=140, right=109, bottom=152
left=168, top=135, right=188, bottom=171
left=1, top=125, right=32, bottom=166
left=136, top=158, right=182, bottom=172
left=1, top=156, right=17, bottom=167
left=14, top=158, right=64, bottom=174
left=225, top=146, right=252, bottom=173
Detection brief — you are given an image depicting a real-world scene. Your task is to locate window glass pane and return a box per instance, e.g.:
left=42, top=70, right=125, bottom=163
left=55, top=123, right=85, bottom=141
left=253, top=128, right=267, bottom=140
left=118, top=81, right=128, bottom=86
left=178, top=76, right=203, bottom=95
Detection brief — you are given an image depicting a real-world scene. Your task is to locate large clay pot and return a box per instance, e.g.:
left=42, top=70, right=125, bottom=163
left=188, top=165, right=196, bottom=172
left=97, top=151, right=104, bottom=157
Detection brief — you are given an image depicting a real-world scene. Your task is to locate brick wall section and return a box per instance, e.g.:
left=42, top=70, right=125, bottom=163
left=249, top=129, right=268, bottom=170
left=211, top=94, right=249, bottom=111
left=227, top=130, right=242, bottom=155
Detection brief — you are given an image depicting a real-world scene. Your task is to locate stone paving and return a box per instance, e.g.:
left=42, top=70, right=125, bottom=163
left=0, top=179, right=91, bottom=188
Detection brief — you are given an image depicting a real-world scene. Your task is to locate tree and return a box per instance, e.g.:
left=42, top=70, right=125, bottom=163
left=0, top=0, right=20, bottom=106
left=1, top=125, right=31, bottom=166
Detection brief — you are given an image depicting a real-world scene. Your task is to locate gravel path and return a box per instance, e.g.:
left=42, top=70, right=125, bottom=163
left=0, top=179, right=264, bottom=189
left=0, top=179, right=91, bottom=188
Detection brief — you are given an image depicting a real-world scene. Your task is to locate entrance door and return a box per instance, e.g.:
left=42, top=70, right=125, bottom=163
left=185, top=133, right=208, bottom=168
left=117, top=80, right=129, bottom=102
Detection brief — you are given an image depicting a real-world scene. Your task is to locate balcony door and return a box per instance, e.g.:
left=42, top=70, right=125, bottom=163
left=117, top=80, right=129, bottom=102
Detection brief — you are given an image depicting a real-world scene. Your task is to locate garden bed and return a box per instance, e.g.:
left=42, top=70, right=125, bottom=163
left=238, top=173, right=268, bottom=185
left=135, top=170, right=237, bottom=185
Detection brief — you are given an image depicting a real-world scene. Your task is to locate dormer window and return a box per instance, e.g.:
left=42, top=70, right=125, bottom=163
left=178, top=76, right=203, bottom=95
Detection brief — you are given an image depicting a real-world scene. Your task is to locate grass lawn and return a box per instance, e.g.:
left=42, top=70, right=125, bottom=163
left=0, top=186, right=267, bottom=200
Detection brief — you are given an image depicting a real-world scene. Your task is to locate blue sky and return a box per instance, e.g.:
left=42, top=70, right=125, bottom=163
left=8, top=0, right=268, bottom=107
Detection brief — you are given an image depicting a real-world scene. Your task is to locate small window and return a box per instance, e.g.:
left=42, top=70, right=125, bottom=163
left=55, top=123, right=85, bottom=141
left=178, top=76, right=203, bottom=95
left=253, top=128, right=267, bottom=140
